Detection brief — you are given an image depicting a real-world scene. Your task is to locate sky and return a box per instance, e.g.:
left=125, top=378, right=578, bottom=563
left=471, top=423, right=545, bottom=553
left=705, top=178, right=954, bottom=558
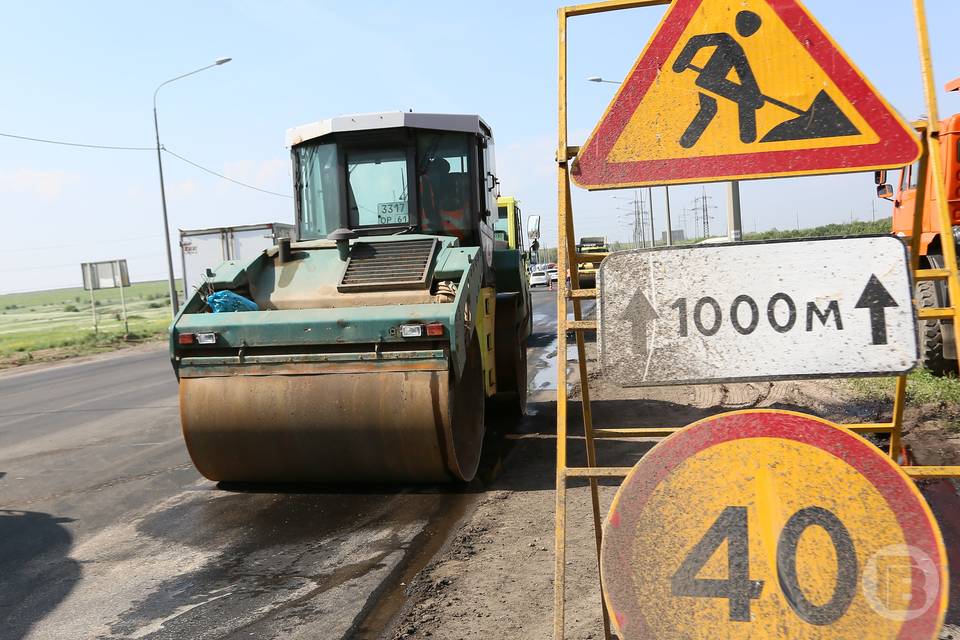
left=0, top=0, right=957, bottom=293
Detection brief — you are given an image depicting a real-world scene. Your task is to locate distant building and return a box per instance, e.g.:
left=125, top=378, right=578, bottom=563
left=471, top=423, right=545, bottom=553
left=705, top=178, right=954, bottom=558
left=661, top=229, right=686, bottom=243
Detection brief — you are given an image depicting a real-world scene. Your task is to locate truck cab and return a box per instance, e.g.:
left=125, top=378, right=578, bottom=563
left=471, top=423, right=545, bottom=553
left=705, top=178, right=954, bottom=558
left=884, top=113, right=960, bottom=256
left=876, top=81, right=960, bottom=374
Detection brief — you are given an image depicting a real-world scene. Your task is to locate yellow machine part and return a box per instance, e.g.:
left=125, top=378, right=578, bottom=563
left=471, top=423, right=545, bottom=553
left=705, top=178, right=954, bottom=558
left=496, top=196, right=520, bottom=250
left=179, top=347, right=485, bottom=484
left=477, top=287, right=497, bottom=396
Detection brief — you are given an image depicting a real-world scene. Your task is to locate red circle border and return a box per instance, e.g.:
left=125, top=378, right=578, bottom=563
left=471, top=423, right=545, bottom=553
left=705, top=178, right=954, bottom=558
left=601, top=410, right=947, bottom=640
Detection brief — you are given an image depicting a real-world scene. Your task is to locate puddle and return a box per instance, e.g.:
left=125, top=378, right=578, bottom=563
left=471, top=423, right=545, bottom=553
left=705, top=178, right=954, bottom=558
left=528, top=300, right=595, bottom=392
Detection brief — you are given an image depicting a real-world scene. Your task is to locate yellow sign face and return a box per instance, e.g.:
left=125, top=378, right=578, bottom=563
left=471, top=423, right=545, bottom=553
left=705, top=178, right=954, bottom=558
left=600, top=411, right=947, bottom=639
left=609, top=0, right=876, bottom=162
left=571, top=0, right=921, bottom=189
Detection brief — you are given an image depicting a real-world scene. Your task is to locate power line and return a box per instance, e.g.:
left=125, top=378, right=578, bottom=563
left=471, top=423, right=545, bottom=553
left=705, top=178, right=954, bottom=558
left=163, top=147, right=293, bottom=199
left=0, top=252, right=165, bottom=273
left=0, top=131, right=153, bottom=151
left=0, top=130, right=293, bottom=199
left=4, top=233, right=163, bottom=254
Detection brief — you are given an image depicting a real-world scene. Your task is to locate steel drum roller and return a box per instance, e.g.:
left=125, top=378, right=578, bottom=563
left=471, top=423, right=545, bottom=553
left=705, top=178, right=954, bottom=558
left=180, top=359, right=485, bottom=483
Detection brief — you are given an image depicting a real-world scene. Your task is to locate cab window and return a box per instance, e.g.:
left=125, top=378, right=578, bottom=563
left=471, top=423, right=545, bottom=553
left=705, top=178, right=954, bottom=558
left=514, top=203, right=524, bottom=252
left=901, top=162, right=920, bottom=191
left=417, top=133, right=473, bottom=240
left=494, top=205, right=510, bottom=242
left=296, top=143, right=342, bottom=240
left=346, top=149, right=409, bottom=228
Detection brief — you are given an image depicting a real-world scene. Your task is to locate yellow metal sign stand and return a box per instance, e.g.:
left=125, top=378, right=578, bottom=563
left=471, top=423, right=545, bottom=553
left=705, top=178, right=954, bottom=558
left=553, top=1, right=960, bottom=638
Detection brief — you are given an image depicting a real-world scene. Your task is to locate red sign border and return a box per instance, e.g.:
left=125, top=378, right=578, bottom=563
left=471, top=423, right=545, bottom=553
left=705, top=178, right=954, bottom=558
left=600, top=410, right=947, bottom=639
left=572, top=0, right=922, bottom=189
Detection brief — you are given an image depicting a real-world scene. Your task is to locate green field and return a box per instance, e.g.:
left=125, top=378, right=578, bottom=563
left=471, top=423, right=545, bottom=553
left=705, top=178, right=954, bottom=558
left=849, top=369, right=960, bottom=406
left=0, top=280, right=183, bottom=361
left=544, top=217, right=897, bottom=258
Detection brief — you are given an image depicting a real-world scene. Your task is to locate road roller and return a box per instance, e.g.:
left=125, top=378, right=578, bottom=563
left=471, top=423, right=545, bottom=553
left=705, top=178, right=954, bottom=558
left=575, top=236, right=609, bottom=289
left=169, top=112, right=533, bottom=483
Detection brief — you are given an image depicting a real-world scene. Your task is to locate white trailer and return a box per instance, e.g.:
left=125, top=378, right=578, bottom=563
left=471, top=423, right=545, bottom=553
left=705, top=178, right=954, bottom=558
left=179, top=223, right=294, bottom=299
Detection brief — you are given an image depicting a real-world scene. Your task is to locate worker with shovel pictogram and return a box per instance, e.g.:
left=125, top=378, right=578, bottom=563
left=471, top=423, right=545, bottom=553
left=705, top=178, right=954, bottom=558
left=672, top=10, right=860, bottom=148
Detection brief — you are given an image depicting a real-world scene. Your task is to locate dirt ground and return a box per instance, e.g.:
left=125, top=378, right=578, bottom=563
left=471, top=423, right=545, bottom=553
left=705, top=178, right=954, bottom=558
left=391, top=342, right=960, bottom=640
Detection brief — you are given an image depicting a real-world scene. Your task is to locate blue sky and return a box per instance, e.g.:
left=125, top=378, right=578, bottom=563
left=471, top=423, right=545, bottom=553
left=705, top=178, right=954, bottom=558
left=0, top=0, right=956, bottom=293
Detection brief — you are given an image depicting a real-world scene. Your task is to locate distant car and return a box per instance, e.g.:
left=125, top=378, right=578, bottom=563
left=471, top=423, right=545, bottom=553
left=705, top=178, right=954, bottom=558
left=548, top=268, right=559, bottom=282
left=530, top=269, right=549, bottom=287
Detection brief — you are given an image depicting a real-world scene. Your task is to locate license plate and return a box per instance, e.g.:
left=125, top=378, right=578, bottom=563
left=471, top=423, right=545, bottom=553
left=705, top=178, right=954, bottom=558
left=377, top=201, right=409, bottom=224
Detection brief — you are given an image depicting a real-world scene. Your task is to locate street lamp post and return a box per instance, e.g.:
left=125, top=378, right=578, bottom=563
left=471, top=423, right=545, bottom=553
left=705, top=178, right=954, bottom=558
left=153, top=57, right=231, bottom=315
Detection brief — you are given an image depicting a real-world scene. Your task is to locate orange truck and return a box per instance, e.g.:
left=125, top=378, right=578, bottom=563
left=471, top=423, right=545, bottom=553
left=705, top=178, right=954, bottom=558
left=876, top=78, right=960, bottom=374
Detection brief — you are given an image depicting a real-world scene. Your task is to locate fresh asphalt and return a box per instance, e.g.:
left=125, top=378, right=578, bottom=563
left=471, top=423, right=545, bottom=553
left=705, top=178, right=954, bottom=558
left=0, top=289, right=562, bottom=640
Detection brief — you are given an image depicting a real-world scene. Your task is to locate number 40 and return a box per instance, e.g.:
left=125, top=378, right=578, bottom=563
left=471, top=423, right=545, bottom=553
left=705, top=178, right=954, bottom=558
left=671, top=506, right=858, bottom=625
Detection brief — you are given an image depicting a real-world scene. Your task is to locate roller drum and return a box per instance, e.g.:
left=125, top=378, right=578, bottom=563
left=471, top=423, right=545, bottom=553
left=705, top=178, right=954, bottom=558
left=180, top=360, right=484, bottom=483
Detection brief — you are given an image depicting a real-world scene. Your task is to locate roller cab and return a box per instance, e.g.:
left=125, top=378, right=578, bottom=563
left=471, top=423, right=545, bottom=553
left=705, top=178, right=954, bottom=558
left=170, top=113, right=532, bottom=483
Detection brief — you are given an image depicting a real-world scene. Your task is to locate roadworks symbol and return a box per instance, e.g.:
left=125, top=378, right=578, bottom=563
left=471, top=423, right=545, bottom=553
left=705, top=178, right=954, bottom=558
left=607, top=1, right=878, bottom=163
left=570, top=0, right=920, bottom=189
left=672, top=9, right=858, bottom=149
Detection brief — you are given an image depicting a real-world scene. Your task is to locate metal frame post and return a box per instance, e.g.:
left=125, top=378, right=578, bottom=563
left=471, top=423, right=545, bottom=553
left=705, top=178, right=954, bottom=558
left=913, top=0, right=960, bottom=370
left=89, top=286, right=98, bottom=335
left=665, top=185, right=674, bottom=245
left=116, top=261, right=129, bottom=337
left=727, top=181, right=743, bottom=241
left=647, top=186, right=656, bottom=246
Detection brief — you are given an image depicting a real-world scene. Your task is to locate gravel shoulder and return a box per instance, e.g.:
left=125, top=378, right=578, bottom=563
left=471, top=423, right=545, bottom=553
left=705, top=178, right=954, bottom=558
left=0, top=338, right=167, bottom=378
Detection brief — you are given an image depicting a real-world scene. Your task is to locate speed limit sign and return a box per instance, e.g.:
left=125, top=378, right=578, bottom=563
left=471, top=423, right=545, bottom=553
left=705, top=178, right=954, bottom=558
left=600, top=411, right=947, bottom=639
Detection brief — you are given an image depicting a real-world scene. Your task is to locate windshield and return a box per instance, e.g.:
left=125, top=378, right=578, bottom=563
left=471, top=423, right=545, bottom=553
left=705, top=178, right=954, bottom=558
left=347, top=149, right=409, bottom=227
left=297, top=143, right=342, bottom=240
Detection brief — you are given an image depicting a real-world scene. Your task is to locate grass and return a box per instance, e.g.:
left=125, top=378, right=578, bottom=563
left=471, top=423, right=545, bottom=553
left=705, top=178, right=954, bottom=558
left=847, top=369, right=960, bottom=406
left=539, top=217, right=896, bottom=256
left=741, top=218, right=893, bottom=242
left=0, top=280, right=182, bottom=360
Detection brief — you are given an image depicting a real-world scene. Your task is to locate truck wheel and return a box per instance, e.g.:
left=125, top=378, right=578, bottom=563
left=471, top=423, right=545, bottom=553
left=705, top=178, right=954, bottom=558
left=916, top=280, right=957, bottom=376
left=494, top=297, right=528, bottom=416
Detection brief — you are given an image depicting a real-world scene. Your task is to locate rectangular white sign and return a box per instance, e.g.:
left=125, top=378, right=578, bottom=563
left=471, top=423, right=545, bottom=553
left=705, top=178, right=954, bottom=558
left=597, top=236, right=918, bottom=386
left=81, top=260, right=130, bottom=291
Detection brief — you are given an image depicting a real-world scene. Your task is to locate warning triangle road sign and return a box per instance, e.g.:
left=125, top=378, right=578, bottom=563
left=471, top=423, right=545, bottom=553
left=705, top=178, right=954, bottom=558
left=571, top=0, right=921, bottom=190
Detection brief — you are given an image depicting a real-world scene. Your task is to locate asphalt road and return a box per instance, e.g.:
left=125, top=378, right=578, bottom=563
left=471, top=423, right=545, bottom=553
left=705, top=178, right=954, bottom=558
left=0, top=290, right=562, bottom=640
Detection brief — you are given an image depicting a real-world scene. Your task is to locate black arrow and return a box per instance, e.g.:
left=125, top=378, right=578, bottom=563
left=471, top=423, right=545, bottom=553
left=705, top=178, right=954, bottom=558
left=623, top=289, right=659, bottom=357
left=855, top=274, right=898, bottom=345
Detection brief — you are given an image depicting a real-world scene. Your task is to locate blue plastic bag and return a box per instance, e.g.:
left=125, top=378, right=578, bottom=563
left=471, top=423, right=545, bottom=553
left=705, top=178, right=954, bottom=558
left=207, top=290, right=258, bottom=313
